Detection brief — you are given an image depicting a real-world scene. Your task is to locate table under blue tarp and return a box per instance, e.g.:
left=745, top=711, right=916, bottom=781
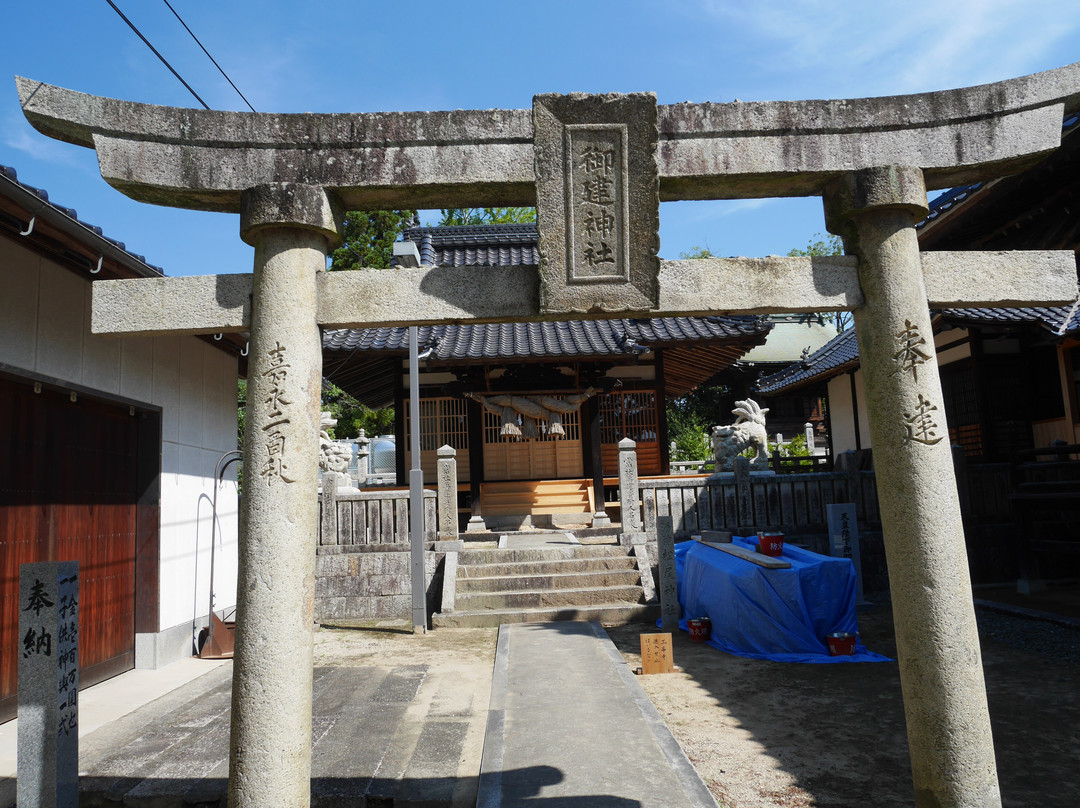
left=668, top=538, right=891, bottom=663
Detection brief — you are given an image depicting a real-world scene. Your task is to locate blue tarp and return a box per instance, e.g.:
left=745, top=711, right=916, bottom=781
left=666, top=538, right=891, bottom=663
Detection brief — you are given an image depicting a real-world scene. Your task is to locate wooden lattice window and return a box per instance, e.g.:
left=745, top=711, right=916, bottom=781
left=404, top=397, right=469, bottom=451
left=599, top=390, right=658, bottom=444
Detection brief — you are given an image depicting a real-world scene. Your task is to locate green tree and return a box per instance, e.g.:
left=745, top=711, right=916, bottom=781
left=667, top=380, right=742, bottom=462
left=437, top=207, right=536, bottom=226
left=321, top=382, right=394, bottom=439
left=329, top=210, right=417, bottom=270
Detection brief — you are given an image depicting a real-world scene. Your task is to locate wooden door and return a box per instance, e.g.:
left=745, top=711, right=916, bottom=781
left=1, top=376, right=138, bottom=722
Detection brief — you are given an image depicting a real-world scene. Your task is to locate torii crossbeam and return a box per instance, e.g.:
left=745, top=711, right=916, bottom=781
left=18, top=63, right=1080, bottom=808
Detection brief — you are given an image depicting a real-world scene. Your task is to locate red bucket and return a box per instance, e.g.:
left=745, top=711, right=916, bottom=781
left=826, top=632, right=856, bottom=656
left=687, top=618, right=711, bottom=642
left=758, top=532, right=784, bottom=557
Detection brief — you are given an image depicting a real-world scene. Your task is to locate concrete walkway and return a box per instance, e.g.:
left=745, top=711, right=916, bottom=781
left=0, top=621, right=712, bottom=807
left=477, top=622, right=717, bottom=808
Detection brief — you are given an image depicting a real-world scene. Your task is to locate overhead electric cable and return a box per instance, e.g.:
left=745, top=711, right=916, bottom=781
left=104, top=0, right=210, bottom=110
left=161, top=0, right=257, bottom=113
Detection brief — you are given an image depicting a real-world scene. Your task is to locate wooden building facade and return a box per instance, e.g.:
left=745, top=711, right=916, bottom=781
left=323, top=224, right=771, bottom=524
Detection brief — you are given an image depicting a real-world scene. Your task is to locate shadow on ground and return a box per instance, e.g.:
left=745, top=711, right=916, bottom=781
left=606, top=595, right=1080, bottom=808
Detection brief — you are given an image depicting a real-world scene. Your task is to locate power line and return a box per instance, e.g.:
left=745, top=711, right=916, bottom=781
left=104, top=0, right=210, bottom=110
left=161, top=0, right=257, bottom=113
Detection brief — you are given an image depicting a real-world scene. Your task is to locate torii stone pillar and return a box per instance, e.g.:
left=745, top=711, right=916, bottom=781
left=826, top=166, right=999, bottom=807
left=230, top=184, right=341, bottom=807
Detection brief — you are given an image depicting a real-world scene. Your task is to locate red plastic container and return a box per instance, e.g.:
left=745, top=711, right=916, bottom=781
left=758, top=532, right=785, bottom=557
left=826, top=632, right=856, bottom=656
left=687, top=618, right=712, bottom=642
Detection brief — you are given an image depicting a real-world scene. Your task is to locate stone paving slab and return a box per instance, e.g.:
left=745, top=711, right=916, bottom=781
left=1, top=662, right=479, bottom=808
left=477, top=621, right=717, bottom=808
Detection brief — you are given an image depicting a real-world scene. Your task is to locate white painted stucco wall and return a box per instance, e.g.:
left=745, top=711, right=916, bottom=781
left=1, top=239, right=239, bottom=662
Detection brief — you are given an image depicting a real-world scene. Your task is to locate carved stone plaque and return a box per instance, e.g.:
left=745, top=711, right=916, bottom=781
left=533, top=92, right=659, bottom=314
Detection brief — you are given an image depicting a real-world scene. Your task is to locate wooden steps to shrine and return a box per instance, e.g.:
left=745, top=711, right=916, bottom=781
left=480, top=479, right=593, bottom=517
left=432, top=544, right=658, bottom=628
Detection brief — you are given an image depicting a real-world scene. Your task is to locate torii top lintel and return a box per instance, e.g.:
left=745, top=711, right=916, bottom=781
left=15, top=63, right=1080, bottom=214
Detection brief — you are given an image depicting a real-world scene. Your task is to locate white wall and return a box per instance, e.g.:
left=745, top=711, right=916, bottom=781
left=0, top=239, right=239, bottom=637
left=827, top=370, right=870, bottom=455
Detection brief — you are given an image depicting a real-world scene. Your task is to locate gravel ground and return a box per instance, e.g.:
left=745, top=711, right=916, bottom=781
left=606, top=600, right=1080, bottom=808
left=975, top=607, right=1080, bottom=664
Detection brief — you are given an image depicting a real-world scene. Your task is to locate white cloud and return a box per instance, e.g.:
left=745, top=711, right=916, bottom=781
left=677, top=0, right=1080, bottom=98
left=1, top=116, right=90, bottom=170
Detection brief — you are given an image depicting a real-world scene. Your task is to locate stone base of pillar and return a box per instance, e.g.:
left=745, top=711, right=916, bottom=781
left=466, top=516, right=487, bottom=532
left=1017, top=577, right=1048, bottom=595
left=620, top=531, right=647, bottom=546
left=591, top=511, right=612, bottom=528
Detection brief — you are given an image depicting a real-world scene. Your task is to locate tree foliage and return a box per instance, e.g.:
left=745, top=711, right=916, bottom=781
left=321, top=382, right=394, bottom=439
left=667, top=380, right=741, bottom=462
left=786, top=233, right=843, bottom=259
left=329, top=210, right=417, bottom=270
left=437, top=207, right=536, bottom=226
left=678, top=245, right=715, bottom=259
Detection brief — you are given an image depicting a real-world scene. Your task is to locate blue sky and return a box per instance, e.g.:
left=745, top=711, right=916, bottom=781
left=2, top=0, right=1078, bottom=277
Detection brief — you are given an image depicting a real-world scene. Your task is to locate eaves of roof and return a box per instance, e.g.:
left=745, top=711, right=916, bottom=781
left=0, top=164, right=165, bottom=279
left=324, top=315, right=770, bottom=364
left=755, top=327, right=859, bottom=394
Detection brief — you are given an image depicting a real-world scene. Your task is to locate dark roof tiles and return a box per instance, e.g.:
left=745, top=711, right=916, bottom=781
left=324, top=316, right=767, bottom=362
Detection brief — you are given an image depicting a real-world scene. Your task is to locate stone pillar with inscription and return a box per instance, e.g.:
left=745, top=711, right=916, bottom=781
left=229, top=184, right=341, bottom=808
left=436, top=445, right=459, bottom=543
left=826, top=166, right=1001, bottom=808
left=618, top=437, right=645, bottom=544
left=18, top=561, right=79, bottom=808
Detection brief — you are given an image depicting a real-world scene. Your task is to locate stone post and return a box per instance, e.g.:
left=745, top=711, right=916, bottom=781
left=618, top=438, right=645, bottom=544
left=18, top=561, right=79, bottom=808
left=230, top=184, right=341, bottom=808
left=436, top=445, right=459, bottom=543
left=354, top=429, right=371, bottom=486
left=804, top=422, right=815, bottom=453
left=826, top=166, right=1001, bottom=808
left=656, top=515, right=679, bottom=631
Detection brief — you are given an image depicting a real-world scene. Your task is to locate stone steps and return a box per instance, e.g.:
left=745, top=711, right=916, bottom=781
left=456, top=584, right=646, bottom=611
left=435, top=542, right=656, bottom=628
left=459, top=545, right=630, bottom=565
left=457, top=568, right=642, bottom=592
left=432, top=602, right=659, bottom=628
left=459, top=556, right=639, bottom=578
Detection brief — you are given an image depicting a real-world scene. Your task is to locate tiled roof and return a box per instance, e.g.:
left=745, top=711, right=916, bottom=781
left=755, top=306, right=1080, bottom=394
left=917, top=111, right=1080, bottom=233
left=755, top=328, right=859, bottom=394
left=938, top=305, right=1079, bottom=335
left=394, top=224, right=540, bottom=267
left=0, top=164, right=165, bottom=277
left=324, top=316, right=767, bottom=362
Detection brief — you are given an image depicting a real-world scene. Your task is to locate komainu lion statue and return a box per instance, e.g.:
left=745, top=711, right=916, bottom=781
left=711, top=399, right=770, bottom=472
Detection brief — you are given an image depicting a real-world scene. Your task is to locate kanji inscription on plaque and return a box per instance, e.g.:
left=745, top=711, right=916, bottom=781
left=534, top=92, right=659, bottom=314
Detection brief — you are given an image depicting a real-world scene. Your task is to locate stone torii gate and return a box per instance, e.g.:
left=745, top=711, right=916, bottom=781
left=17, top=64, right=1080, bottom=808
